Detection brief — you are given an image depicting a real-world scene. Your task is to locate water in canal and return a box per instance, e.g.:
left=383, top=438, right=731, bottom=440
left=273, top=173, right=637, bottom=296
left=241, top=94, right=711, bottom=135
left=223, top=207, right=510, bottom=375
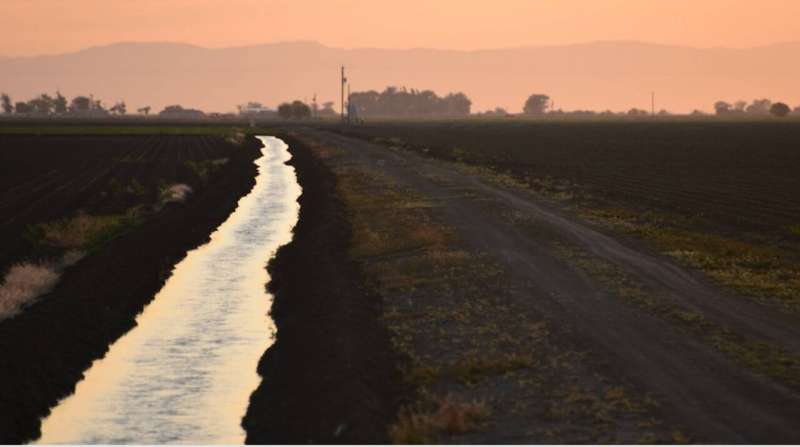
left=36, top=136, right=300, bottom=444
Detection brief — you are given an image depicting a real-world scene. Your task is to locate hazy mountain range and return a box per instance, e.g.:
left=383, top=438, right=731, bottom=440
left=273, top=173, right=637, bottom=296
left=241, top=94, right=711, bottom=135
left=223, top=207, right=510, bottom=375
left=2, top=40, right=799, bottom=113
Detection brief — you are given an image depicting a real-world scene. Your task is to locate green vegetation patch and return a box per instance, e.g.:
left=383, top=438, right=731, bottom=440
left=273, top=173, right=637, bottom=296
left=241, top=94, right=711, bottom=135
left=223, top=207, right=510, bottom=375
left=556, top=243, right=800, bottom=390
left=29, top=211, right=142, bottom=253
left=581, top=208, right=800, bottom=313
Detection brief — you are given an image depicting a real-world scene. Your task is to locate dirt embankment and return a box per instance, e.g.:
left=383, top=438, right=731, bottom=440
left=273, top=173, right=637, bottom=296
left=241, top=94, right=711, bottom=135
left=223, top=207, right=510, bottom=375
left=0, top=136, right=262, bottom=444
left=289, top=128, right=800, bottom=443
left=242, top=133, right=401, bottom=443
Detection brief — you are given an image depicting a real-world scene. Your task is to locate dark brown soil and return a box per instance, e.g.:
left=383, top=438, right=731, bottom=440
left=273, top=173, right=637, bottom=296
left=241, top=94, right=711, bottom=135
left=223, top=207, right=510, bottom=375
left=0, top=134, right=262, bottom=443
left=334, top=120, right=800, bottom=234
left=297, top=128, right=800, bottom=443
left=242, top=133, right=402, bottom=444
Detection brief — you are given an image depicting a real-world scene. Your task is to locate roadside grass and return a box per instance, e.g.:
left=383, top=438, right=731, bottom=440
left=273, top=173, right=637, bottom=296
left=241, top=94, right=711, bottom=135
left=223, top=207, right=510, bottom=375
left=580, top=208, right=800, bottom=313
left=454, top=154, right=800, bottom=314
left=367, top=133, right=800, bottom=314
left=555, top=243, right=800, bottom=390
left=305, top=135, right=680, bottom=443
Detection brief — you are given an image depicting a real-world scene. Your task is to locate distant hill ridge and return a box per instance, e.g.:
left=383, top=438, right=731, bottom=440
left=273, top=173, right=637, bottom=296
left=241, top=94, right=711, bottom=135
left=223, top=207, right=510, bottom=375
left=2, top=40, right=799, bottom=113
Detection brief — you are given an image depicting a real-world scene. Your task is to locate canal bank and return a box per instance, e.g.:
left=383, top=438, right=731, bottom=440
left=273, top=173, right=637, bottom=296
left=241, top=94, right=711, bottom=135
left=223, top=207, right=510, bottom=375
left=242, top=131, right=402, bottom=444
left=0, top=135, right=262, bottom=444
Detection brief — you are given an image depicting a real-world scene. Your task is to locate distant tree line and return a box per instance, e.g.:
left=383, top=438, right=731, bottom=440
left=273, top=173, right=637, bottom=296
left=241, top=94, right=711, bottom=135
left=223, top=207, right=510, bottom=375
left=714, top=98, right=797, bottom=117
left=0, top=91, right=217, bottom=118
left=348, top=87, right=471, bottom=118
left=0, top=91, right=133, bottom=117
left=158, top=105, right=205, bottom=119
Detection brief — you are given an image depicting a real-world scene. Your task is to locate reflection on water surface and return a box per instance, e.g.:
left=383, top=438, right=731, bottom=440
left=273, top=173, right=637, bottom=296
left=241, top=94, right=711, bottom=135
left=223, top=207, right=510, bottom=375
left=37, top=136, right=299, bottom=444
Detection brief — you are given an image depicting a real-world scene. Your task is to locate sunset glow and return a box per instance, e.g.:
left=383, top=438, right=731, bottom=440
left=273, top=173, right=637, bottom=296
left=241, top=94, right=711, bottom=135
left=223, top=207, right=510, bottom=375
left=2, top=0, right=799, bottom=57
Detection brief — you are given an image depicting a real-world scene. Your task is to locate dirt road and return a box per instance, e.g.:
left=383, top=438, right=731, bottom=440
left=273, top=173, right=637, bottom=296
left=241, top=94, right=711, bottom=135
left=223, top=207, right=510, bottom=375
left=300, top=128, right=800, bottom=443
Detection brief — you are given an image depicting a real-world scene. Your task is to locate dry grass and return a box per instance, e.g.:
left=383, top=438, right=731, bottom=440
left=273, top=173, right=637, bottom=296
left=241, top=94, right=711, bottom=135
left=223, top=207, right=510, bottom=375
left=389, top=395, right=491, bottom=444
left=0, top=263, right=60, bottom=320
left=0, top=250, right=84, bottom=321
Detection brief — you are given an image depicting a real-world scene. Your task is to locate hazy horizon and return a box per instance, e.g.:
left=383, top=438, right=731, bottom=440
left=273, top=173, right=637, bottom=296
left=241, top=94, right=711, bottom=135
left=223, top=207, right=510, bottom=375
left=2, top=0, right=800, bottom=57
left=7, top=38, right=800, bottom=60
left=2, top=1, right=800, bottom=114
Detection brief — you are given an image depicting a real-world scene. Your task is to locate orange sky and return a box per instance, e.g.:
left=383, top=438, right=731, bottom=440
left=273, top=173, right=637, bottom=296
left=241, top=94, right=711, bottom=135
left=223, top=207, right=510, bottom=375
left=1, top=0, right=800, bottom=57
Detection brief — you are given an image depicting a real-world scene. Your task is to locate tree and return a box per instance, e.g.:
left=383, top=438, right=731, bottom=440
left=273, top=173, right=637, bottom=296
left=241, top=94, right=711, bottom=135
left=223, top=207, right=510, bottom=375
left=714, top=101, right=731, bottom=115
left=349, top=87, right=472, bottom=118
left=1, top=93, right=12, bottom=114
left=70, top=96, right=92, bottom=112
left=159, top=104, right=205, bottom=118
left=627, top=108, right=649, bottom=116
left=318, top=101, right=336, bottom=117
left=137, top=106, right=151, bottom=115
left=277, top=103, right=292, bottom=119
left=14, top=101, right=32, bottom=114
left=443, top=92, right=471, bottom=116
left=523, top=94, right=550, bottom=115
left=769, top=102, right=791, bottom=117
left=746, top=99, right=772, bottom=115
left=26, top=94, right=55, bottom=115
left=54, top=91, right=68, bottom=114
left=110, top=101, right=127, bottom=115
left=290, top=100, right=311, bottom=119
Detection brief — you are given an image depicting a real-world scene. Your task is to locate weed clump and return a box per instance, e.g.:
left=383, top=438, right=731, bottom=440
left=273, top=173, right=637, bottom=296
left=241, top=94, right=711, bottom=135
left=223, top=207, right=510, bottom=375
left=389, top=395, right=491, bottom=444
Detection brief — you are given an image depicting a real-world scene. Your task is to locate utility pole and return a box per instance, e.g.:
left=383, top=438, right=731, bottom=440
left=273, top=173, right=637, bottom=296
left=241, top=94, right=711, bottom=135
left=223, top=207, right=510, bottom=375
left=340, top=66, right=347, bottom=123
left=346, top=82, right=351, bottom=124
left=651, top=91, right=655, bottom=117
